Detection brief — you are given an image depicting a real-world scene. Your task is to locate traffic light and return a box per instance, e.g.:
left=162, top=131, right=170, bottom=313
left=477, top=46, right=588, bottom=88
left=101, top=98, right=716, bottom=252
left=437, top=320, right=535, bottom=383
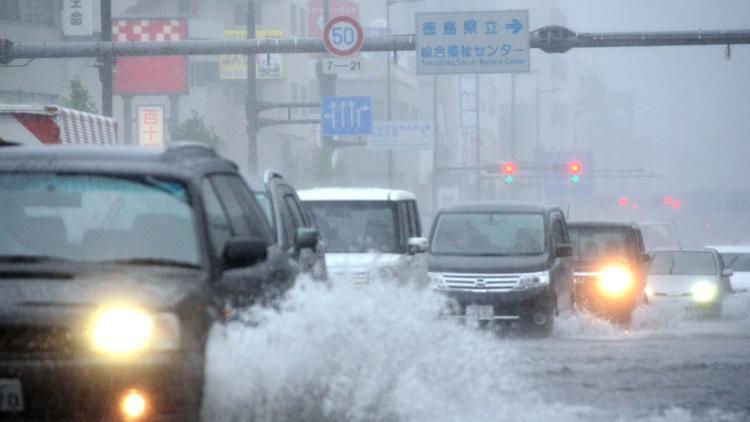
left=617, top=197, right=629, bottom=207
left=500, top=162, right=516, bottom=185
left=567, top=161, right=582, bottom=184
left=662, top=195, right=681, bottom=210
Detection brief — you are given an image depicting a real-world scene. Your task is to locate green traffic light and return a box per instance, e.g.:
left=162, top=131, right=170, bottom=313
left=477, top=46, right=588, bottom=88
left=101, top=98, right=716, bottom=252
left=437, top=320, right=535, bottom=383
left=570, top=175, right=581, bottom=184
left=505, top=175, right=514, bottom=185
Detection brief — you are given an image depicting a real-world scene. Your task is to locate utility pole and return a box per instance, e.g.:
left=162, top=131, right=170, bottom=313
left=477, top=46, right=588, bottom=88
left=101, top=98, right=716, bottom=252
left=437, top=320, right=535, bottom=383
left=386, top=3, right=394, bottom=187
left=246, top=0, right=259, bottom=174
left=317, top=0, right=337, bottom=180
left=99, top=0, right=113, bottom=117
left=431, top=74, right=439, bottom=214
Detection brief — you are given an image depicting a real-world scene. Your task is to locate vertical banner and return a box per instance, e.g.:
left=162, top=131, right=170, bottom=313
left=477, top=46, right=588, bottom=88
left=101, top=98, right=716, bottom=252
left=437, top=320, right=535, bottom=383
left=138, top=106, right=165, bottom=147
left=62, top=0, right=93, bottom=36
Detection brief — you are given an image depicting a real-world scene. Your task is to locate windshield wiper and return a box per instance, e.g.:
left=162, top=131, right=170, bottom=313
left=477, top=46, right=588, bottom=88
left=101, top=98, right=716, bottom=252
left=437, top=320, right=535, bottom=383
left=0, top=255, right=74, bottom=263
left=101, top=257, right=201, bottom=269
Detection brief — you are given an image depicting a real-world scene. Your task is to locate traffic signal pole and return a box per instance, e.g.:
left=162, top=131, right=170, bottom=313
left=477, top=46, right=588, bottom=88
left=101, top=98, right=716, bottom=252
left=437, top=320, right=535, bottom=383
left=99, top=0, right=112, bottom=117
left=246, top=0, right=259, bottom=174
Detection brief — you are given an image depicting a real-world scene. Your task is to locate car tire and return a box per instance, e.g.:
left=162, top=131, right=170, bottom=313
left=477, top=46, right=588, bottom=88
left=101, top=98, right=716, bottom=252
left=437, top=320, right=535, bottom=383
left=522, top=305, right=555, bottom=337
left=611, top=310, right=633, bottom=326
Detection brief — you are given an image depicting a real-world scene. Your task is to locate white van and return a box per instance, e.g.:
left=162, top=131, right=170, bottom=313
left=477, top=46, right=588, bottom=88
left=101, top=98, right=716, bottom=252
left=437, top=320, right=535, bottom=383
left=298, top=188, right=428, bottom=285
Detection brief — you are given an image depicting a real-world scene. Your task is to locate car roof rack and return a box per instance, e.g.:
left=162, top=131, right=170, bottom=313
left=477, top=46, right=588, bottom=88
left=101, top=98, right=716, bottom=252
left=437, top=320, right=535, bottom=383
left=263, top=169, right=284, bottom=184
left=166, top=141, right=216, bottom=154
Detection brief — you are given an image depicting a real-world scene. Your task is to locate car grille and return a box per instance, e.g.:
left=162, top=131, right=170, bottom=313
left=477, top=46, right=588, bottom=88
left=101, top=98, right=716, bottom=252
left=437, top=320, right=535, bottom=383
left=0, top=326, right=79, bottom=356
left=442, top=273, right=520, bottom=292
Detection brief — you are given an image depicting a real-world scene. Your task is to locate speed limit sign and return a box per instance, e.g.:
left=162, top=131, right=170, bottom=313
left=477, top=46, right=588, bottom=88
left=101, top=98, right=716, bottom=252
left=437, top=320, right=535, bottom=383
left=323, top=16, right=364, bottom=57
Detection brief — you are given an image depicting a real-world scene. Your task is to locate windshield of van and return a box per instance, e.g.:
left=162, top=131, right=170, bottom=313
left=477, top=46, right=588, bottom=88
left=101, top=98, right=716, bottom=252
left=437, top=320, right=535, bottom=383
left=649, top=251, right=717, bottom=276
left=431, top=212, right=545, bottom=256
left=0, top=173, right=200, bottom=266
left=306, top=201, right=400, bottom=253
left=570, top=226, right=632, bottom=262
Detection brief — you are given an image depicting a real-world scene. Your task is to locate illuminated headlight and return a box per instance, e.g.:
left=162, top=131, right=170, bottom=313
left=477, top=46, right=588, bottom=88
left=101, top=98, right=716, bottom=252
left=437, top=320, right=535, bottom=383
left=90, top=307, right=180, bottom=355
left=370, top=266, right=401, bottom=282
left=518, top=271, right=550, bottom=289
left=691, top=281, right=719, bottom=303
left=428, top=272, right=447, bottom=290
left=644, top=286, right=654, bottom=298
left=597, top=265, right=634, bottom=297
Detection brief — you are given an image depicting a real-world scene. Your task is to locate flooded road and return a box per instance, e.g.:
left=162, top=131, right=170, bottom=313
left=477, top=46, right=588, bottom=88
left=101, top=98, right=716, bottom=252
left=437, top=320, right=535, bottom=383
left=203, top=279, right=750, bottom=422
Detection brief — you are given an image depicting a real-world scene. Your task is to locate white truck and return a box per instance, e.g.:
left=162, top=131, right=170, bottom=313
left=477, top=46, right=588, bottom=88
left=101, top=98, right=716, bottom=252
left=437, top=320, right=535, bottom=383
left=0, top=104, right=118, bottom=146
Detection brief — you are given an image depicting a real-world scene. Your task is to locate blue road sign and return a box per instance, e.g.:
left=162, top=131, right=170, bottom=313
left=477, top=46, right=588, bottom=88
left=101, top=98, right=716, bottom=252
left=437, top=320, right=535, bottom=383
left=321, top=96, right=372, bottom=136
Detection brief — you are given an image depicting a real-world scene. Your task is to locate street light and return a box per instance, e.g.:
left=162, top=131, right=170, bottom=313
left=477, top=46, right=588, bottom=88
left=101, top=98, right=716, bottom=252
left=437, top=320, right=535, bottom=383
left=386, top=0, right=423, bottom=187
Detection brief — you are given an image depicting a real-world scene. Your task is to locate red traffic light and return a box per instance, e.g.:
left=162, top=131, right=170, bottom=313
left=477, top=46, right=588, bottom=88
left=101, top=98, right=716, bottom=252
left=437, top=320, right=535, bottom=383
left=617, top=197, right=629, bottom=207
left=500, top=162, right=517, bottom=175
left=567, top=161, right=582, bottom=175
left=672, top=200, right=682, bottom=209
left=662, top=196, right=674, bottom=206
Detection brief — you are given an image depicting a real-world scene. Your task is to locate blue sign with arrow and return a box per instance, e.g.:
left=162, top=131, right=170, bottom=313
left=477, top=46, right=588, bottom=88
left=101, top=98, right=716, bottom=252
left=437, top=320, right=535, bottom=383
left=505, top=19, right=523, bottom=34
left=321, top=96, right=372, bottom=136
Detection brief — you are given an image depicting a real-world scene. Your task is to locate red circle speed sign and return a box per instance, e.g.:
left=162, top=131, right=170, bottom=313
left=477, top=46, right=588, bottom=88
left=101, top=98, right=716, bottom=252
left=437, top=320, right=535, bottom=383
left=323, top=16, right=364, bottom=56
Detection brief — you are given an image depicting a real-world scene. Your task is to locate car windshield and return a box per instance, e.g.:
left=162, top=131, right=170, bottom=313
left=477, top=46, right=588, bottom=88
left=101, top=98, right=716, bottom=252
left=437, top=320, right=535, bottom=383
left=431, top=212, right=545, bottom=256
left=570, top=226, right=632, bottom=262
left=0, top=173, right=200, bottom=266
left=648, top=251, right=717, bottom=276
left=720, top=253, right=750, bottom=271
left=306, top=201, right=400, bottom=253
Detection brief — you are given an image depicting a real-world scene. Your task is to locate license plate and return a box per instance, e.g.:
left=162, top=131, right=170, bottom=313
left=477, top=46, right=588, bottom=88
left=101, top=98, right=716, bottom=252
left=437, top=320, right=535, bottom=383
left=0, top=379, right=23, bottom=412
left=465, top=304, right=494, bottom=320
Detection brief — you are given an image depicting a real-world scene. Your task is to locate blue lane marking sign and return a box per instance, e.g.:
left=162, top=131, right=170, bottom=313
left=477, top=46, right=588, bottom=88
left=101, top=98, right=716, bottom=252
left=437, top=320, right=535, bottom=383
left=321, top=96, right=372, bottom=136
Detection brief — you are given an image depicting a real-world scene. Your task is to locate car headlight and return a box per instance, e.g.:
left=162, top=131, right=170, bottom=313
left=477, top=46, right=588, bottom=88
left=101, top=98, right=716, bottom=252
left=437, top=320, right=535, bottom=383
left=369, top=266, right=401, bottom=282
left=90, top=307, right=180, bottom=355
left=597, top=265, right=634, bottom=297
left=518, top=271, right=550, bottom=289
left=691, top=281, right=719, bottom=303
left=429, top=272, right=447, bottom=290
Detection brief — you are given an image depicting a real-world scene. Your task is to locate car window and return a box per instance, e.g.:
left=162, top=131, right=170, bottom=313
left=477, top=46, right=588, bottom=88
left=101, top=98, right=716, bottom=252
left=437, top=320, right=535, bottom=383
left=306, top=200, right=401, bottom=253
left=570, top=226, right=631, bottom=261
left=210, top=176, right=251, bottom=237
left=649, top=251, right=718, bottom=276
left=407, top=200, right=421, bottom=238
left=201, top=178, right=233, bottom=259
left=222, top=175, right=274, bottom=241
left=431, top=212, right=545, bottom=256
left=721, top=253, right=750, bottom=271
left=0, top=173, right=200, bottom=265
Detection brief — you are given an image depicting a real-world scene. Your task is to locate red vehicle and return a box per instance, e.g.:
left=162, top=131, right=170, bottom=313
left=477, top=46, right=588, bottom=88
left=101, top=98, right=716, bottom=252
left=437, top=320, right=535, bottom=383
left=0, top=104, right=118, bottom=146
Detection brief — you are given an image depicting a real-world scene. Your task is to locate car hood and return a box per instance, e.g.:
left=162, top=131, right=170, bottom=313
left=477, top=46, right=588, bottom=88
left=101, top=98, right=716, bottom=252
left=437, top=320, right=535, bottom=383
left=326, top=253, right=403, bottom=272
left=0, top=264, right=210, bottom=324
left=646, top=274, right=719, bottom=296
left=428, top=254, right=550, bottom=274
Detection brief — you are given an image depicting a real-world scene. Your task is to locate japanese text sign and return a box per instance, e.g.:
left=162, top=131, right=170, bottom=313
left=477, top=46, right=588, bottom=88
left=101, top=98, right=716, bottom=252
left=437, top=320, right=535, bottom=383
left=219, top=29, right=284, bottom=80
left=62, top=0, right=93, bottom=36
left=367, top=122, right=433, bottom=151
left=138, top=106, right=165, bottom=148
left=416, top=10, right=529, bottom=75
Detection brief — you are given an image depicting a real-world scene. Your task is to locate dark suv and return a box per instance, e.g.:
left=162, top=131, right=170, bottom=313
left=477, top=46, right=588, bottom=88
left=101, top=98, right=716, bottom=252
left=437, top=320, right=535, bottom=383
left=0, top=144, right=294, bottom=421
left=568, top=221, right=649, bottom=324
left=428, top=203, right=574, bottom=336
left=247, top=170, right=328, bottom=281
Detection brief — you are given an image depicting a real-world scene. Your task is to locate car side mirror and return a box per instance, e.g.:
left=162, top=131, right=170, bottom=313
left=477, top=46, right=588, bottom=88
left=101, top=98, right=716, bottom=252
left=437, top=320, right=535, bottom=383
left=722, top=268, right=734, bottom=277
left=408, top=237, right=429, bottom=255
left=641, top=253, right=652, bottom=263
left=295, top=227, right=319, bottom=250
left=222, top=237, right=269, bottom=270
left=555, top=243, right=574, bottom=258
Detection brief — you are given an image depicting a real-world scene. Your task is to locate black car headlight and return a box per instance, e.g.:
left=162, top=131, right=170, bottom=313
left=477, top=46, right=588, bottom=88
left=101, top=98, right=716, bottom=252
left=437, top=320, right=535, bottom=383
left=89, top=307, right=180, bottom=355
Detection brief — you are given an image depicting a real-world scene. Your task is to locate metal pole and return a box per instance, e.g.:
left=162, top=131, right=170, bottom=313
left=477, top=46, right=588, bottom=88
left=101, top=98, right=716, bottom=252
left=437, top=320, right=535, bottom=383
left=510, top=73, right=516, bottom=159
left=246, top=0, right=259, bottom=174
left=535, top=87, right=541, bottom=200
left=386, top=2, right=394, bottom=187
left=431, top=74, right=439, bottom=214
left=99, top=0, right=113, bottom=117
left=475, top=75, right=481, bottom=200
left=122, top=95, right=132, bottom=145
left=319, top=0, right=337, bottom=181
